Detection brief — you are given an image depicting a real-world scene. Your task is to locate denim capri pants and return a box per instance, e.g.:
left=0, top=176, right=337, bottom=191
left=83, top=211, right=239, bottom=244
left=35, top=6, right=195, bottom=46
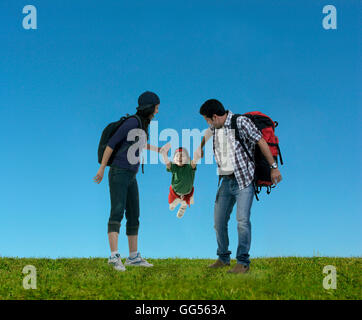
left=107, top=166, right=140, bottom=235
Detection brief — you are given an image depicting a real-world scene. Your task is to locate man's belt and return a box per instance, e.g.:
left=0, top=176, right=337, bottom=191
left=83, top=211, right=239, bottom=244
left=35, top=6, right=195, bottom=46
left=218, top=173, right=235, bottom=186
left=221, top=173, right=235, bottom=179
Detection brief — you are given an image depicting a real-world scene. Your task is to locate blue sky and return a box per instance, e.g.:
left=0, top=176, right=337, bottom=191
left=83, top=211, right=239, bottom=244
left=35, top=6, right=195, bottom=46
left=0, top=0, right=360, bottom=259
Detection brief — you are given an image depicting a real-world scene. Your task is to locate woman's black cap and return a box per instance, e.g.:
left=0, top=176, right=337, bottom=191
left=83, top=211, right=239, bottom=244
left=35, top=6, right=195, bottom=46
left=137, top=91, right=160, bottom=110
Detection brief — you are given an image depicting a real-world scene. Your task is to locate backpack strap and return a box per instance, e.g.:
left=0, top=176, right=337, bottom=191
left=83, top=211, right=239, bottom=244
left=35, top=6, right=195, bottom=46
left=267, top=142, right=284, bottom=165
left=277, top=145, right=283, bottom=165
left=132, top=114, right=143, bottom=131
left=115, top=114, right=146, bottom=174
left=230, top=114, right=260, bottom=201
left=132, top=114, right=146, bottom=174
left=114, top=115, right=139, bottom=153
left=230, top=114, right=254, bottom=163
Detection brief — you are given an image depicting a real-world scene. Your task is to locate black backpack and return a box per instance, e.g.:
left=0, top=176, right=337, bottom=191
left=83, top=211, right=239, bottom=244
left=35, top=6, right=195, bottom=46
left=230, top=112, right=284, bottom=200
left=97, top=114, right=144, bottom=167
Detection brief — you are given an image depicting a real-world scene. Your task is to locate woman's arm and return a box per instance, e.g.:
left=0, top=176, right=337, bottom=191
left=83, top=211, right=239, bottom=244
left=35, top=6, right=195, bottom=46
left=193, top=128, right=213, bottom=163
left=93, top=146, right=114, bottom=184
left=144, top=144, right=162, bottom=152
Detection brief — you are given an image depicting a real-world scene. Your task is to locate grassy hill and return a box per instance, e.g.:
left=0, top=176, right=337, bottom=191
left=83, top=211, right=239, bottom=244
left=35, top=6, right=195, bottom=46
left=0, top=257, right=360, bottom=300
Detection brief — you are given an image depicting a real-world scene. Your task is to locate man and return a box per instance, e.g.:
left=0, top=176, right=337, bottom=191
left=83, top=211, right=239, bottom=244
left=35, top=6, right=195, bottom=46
left=198, top=99, right=282, bottom=274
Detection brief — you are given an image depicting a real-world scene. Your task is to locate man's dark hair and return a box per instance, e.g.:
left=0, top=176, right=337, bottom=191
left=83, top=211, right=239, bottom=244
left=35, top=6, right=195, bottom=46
left=199, top=99, right=226, bottom=119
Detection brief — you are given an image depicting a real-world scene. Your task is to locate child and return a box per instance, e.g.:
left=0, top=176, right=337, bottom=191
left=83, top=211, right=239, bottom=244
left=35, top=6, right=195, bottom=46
left=160, top=143, right=198, bottom=218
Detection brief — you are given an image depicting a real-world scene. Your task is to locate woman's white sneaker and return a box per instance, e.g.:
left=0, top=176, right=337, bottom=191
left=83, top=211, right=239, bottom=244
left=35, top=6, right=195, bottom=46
left=108, top=253, right=126, bottom=271
left=125, top=253, right=153, bottom=267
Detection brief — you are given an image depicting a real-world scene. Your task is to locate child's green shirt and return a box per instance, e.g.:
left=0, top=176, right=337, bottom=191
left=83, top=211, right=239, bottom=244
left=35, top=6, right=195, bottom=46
left=167, top=162, right=196, bottom=195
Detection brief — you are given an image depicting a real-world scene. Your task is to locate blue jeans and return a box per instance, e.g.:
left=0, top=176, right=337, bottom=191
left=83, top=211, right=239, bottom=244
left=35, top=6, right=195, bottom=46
left=214, top=177, right=254, bottom=266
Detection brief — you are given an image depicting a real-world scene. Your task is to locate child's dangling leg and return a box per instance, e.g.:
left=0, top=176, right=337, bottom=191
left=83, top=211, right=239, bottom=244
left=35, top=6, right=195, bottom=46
left=189, top=194, right=194, bottom=205
left=169, top=198, right=181, bottom=211
left=168, top=186, right=182, bottom=211
left=177, top=200, right=187, bottom=218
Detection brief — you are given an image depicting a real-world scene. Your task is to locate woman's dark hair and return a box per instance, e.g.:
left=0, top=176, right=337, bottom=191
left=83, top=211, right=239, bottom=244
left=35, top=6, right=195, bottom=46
left=199, top=99, right=226, bottom=119
left=136, top=105, right=155, bottom=140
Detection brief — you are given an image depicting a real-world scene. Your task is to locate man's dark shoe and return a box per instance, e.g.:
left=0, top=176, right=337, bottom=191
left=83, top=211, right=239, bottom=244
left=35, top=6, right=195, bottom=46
left=227, top=264, right=250, bottom=274
left=208, top=259, right=230, bottom=268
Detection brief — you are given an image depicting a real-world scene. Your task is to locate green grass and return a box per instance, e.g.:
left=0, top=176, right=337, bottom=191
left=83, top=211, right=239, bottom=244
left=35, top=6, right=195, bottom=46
left=0, top=257, right=360, bottom=300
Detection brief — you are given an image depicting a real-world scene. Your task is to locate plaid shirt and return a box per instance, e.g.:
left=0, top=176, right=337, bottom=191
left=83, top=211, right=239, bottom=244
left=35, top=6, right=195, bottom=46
left=210, top=110, right=262, bottom=190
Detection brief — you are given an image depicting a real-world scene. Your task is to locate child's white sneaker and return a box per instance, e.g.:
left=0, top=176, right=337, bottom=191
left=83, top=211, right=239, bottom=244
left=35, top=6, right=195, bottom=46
left=125, top=253, right=153, bottom=267
left=177, top=201, right=187, bottom=218
left=108, top=253, right=126, bottom=271
left=169, top=198, right=181, bottom=211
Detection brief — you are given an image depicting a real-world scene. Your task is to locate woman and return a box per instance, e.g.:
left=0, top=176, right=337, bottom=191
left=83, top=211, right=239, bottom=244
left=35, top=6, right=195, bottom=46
left=94, top=91, right=163, bottom=271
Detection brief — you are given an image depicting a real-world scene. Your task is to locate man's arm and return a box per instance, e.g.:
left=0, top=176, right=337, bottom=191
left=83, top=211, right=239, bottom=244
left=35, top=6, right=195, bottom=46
left=257, top=138, right=282, bottom=185
left=194, top=128, right=213, bottom=162
left=236, top=116, right=282, bottom=185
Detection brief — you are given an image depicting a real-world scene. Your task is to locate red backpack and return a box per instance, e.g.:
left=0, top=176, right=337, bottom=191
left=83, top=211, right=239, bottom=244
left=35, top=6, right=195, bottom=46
left=231, top=111, right=283, bottom=200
